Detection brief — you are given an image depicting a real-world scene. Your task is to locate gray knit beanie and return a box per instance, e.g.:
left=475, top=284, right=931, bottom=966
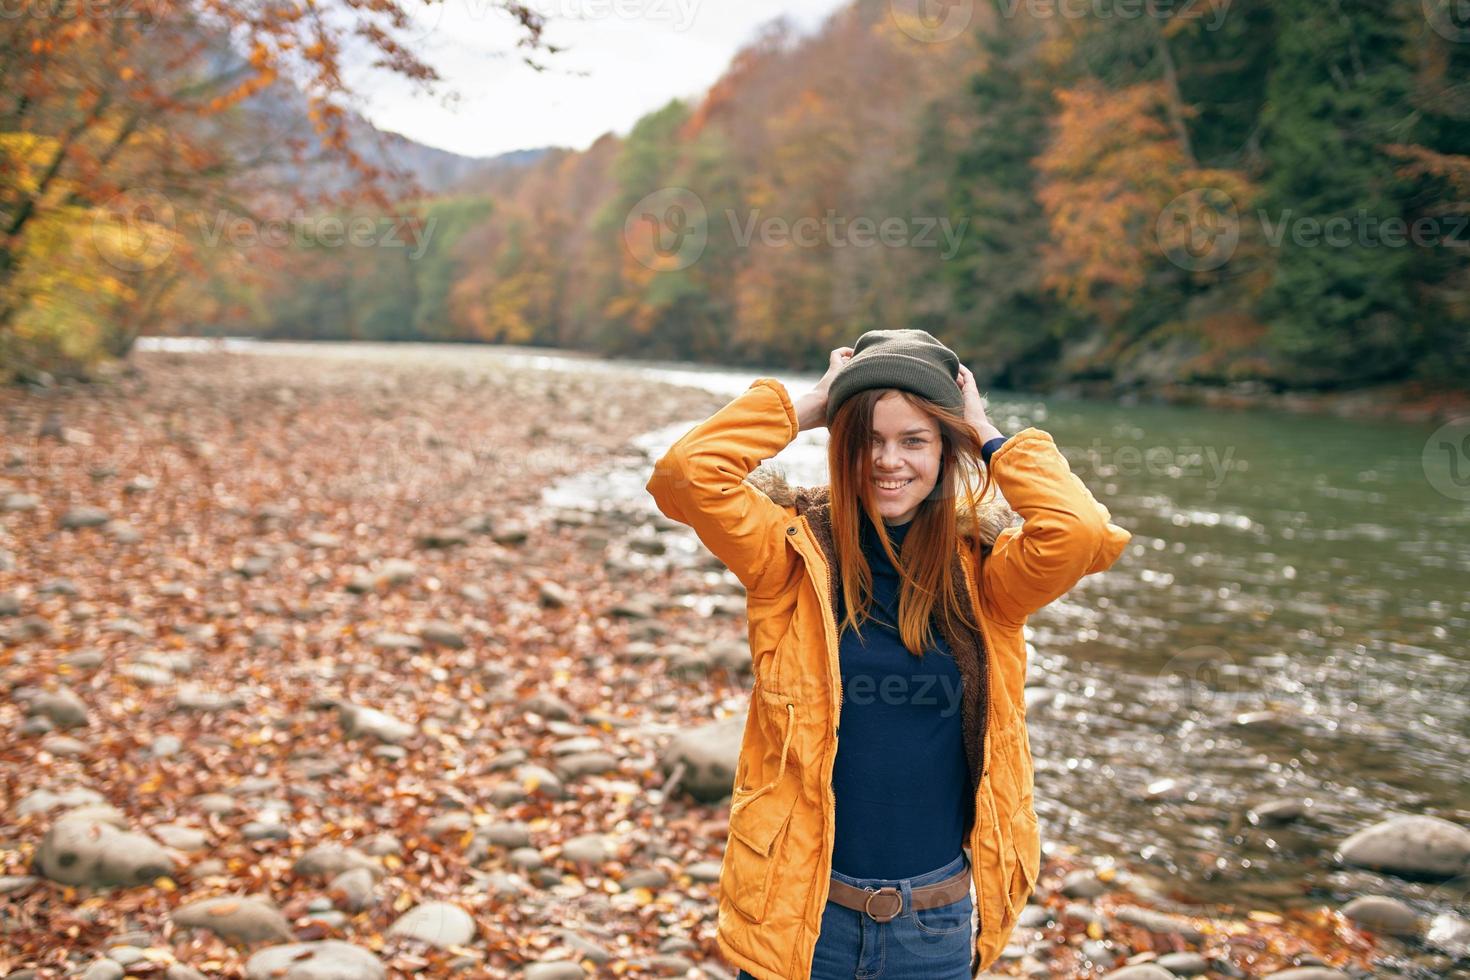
left=825, top=328, right=964, bottom=425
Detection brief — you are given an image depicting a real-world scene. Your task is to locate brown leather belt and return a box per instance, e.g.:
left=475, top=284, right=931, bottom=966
left=826, top=861, right=971, bottom=923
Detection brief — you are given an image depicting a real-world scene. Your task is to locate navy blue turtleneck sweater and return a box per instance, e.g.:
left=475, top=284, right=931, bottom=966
left=829, top=510, right=970, bottom=879
left=827, top=437, right=1005, bottom=878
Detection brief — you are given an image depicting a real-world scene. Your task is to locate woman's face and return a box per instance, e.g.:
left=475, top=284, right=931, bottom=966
left=866, top=391, right=942, bottom=526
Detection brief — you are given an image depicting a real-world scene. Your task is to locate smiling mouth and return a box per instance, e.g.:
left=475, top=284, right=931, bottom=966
left=874, top=479, right=913, bottom=492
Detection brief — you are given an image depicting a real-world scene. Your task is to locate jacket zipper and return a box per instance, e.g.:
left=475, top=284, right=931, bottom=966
left=797, top=515, right=842, bottom=929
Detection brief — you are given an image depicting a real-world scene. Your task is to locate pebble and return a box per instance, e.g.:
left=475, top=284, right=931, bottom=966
left=244, top=941, right=385, bottom=980
left=387, top=901, right=476, bottom=948
left=1334, top=814, right=1470, bottom=878
left=171, top=895, right=293, bottom=943
left=1339, top=895, right=1420, bottom=936
left=24, top=688, right=90, bottom=729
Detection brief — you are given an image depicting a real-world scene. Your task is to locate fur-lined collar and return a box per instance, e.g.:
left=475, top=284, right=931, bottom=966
left=745, top=467, right=1018, bottom=550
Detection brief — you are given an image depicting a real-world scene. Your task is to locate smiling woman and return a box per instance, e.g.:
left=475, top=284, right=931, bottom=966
left=645, top=328, right=1133, bottom=979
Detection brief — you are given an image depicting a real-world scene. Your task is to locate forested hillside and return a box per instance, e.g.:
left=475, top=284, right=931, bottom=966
left=8, top=0, right=1467, bottom=401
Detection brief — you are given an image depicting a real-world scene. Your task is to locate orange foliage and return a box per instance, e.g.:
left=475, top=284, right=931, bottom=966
left=1034, top=82, right=1254, bottom=323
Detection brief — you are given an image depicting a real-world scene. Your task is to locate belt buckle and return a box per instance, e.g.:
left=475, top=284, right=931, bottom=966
left=861, top=886, right=902, bottom=923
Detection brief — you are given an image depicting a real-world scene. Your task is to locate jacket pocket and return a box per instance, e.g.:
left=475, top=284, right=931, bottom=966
left=1005, top=803, right=1041, bottom=920
left=724, top=768, right=800, bottom=924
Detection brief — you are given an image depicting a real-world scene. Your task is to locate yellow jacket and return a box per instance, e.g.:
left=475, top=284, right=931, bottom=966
left=645, top=377, right=1132, bottom=978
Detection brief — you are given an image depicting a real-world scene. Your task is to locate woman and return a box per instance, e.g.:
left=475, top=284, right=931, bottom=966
left=645, top=329, right=1131, bottom=979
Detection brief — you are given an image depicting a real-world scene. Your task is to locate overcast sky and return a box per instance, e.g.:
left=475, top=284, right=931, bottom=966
left=347, top=0, right=854, bottom=159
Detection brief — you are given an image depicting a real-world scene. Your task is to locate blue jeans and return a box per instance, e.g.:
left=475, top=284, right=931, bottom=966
left=737, top=850, right=974, bottom=980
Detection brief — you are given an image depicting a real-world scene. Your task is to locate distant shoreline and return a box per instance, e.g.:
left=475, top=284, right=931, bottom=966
left=128, top=336, right=1469, bottom=426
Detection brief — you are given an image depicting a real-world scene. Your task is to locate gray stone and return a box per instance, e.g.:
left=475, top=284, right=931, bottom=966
left=1261, top=971, right=1351, bottom=980
left=329, top=867, right=376, bottom=912
left=166, top=966, right=208, bottom=980
left=1110, top=906, right=1205, bottom=941
left=151, top=824, right=209, bottom=851
left=1247, top=798, right=1310, bottom=825
left=149, top=734, right=184, bottom=758
left=559, top=833, right=613, bottom=865
left=535, top=578, right=567, bottom=608
left=684, top=861, right=721, bottom=883
left=40, top=734, right=87, bottom=756
left=1060, top=869, right=1106, bottom=898
left=62, top=648, right=105, bottom=670
left=81, top=961, right=124, bottom=980
left=369, top=631, right=422, bottom=651
left=1155, top=953, right=1212, bottom=975
left=0, top=875, right=39, bottom=895
left=420, top=621, right=465, bottom=648
left=387, top=901, right=476, bottom=948
left=508, top=847, right=544, bottom=871
left=24, top=688, right=90, bottom=728
left=523, top=962, right=587, bottom=980
left=523, top=693, right=575, bottom=721
left=620, top=868, right=669, bottom=891
left=292, top=844, right=384, bottom=881
left=244, top=941, right=386, bottom=980
left=337, top=703, right=415, bottom=744
left=105, top=947, right=146, bottom=966
left=377, top=560, right=418, bottom=586
left=1101, top=968, right=1174, bottom=980
left=1334, top=815, right=1470, bottom=879
left=658, top=711, right=745, bottom=802
left=33, top=814, right=174, bottom=887
left=123, top=663, right=173, bottom=687
left=242, top=821, right=291, bottom=841
left=172, top=895, right=293, bottom=943
left=195, top=793, right=240, bottom=815
left=554, top=751, right=619, bottom=780
left=1339, top=895, right=1420, bottom=936
left=16, top=786, right=104, bottom=817
left=60, top=506, right=111, bottom=528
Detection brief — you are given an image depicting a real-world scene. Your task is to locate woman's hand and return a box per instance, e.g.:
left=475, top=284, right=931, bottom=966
left=957, top=364, right=1002, bottom=441
left=795, top=346, right=854, bottom=431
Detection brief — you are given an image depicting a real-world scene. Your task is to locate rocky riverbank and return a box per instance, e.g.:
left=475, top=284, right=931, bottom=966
left=0, top=350, right=1465, bottom=978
